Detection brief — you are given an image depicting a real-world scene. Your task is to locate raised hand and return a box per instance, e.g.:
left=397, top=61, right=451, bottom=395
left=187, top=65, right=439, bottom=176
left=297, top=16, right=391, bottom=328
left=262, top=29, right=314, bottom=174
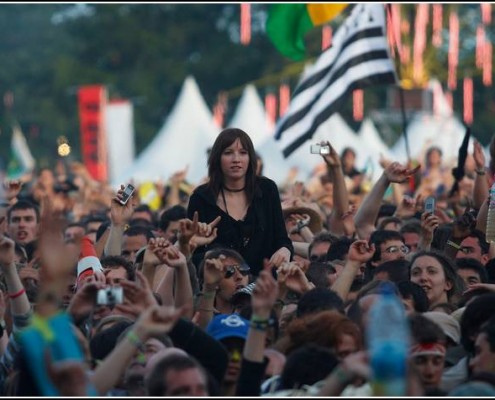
left=203, top=255, right=225, bottom=291
left=161, top=246, right=187, bottom=269
left=67, top=281, right=107, bottom=322
left=190, top=216, right=221, bottom=248
left=277, top=261, right=314, bottom=295
left=178, top=211, right=199, bottom=246
left=0, top=236, right=15, bottom=268
left=133, top=304, right=187, bottom=340
left=114, top=271, right=158, bottom=317
left=3, top=179, right=23, bottom=203
left=321, top=141, right=341, bottom=168
left=420, top=211, right=440, bottom=240
left=251, top=266, right=279, bottom=318
left=473, top=139, right=486, bottom=171
left=144, top=237, right=171, bottom=267
left=395, top=195, right=418, bottom=219
left=169, top=166, right=189, bottom=185
left=269, top=247, right=291, bottom=269
left=384, top=162, right=420, bottom=184
left=347, top=240, right=375, bottom=264
left=109, top=184, right=135, bottom=226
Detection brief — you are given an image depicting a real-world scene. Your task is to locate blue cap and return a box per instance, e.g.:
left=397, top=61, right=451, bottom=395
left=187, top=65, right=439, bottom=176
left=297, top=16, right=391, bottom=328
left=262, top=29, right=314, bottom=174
left=206, top=314, right=249, bottom=342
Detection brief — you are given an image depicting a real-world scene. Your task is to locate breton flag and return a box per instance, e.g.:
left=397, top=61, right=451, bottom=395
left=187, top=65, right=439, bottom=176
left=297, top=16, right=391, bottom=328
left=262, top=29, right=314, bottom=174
left=274, top=4, right=397, bottom=158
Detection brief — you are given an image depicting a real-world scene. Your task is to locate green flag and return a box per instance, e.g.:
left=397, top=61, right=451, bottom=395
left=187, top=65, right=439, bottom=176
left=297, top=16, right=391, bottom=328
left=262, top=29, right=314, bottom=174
left=266, top=3, right=348, bottom=61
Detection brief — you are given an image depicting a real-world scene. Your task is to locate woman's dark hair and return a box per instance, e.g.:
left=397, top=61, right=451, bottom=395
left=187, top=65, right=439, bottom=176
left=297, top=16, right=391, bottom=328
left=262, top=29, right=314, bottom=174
left=409, top=250, right=464, bottom=301
left=280, top=344, right=339, bottom=389
left=460, top=293, right=495, bottom=354
left=397, top=281, right=430, bottom=312
left=207, top=128, right=258, bottom=203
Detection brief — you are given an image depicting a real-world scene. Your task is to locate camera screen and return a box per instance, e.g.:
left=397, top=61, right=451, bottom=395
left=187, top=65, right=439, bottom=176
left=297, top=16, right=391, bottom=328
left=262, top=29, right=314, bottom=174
left=124, top=185, right=135, bottom=196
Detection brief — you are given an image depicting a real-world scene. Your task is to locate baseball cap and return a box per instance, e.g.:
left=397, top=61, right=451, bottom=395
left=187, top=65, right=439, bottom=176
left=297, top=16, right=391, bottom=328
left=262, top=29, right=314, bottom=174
left=423, top=311, right=461, bottom=345
left=206, top=314, right=249, bottom=342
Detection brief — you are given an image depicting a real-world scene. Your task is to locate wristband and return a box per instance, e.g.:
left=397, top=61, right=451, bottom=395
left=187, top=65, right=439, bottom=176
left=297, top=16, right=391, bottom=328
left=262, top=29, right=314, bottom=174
left=251, top=314, right=270, bottom=323
left=249, top=320, right=270, bottom=331
left=127, top=331, right=144, bottom=349
left=333, top=367, right=352, bottom=385
left=476, top=168, right=486, bottom=175
left=446, top=240, right=461, bottom=250
left=8, top=288, right=26, bottom=299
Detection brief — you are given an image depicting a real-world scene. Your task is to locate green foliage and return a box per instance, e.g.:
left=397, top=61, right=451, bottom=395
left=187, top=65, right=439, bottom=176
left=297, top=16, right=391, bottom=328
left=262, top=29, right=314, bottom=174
left=0, top=3, right=493, bottom=172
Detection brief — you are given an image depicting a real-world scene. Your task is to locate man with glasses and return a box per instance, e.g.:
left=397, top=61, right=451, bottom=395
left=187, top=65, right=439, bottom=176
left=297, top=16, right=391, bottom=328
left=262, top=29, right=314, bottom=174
left=365, top=230, right=409, bottom=281
left=195, top=247, right=251, bottom=329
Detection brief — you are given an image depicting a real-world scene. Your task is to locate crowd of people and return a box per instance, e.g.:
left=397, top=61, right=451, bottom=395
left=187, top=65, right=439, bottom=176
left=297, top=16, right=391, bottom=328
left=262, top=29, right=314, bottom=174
left=0, top=127, right=495, bottom=396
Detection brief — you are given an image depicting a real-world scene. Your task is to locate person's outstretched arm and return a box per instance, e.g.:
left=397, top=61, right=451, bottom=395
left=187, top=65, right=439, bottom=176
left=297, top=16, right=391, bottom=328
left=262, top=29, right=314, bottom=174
left=104, top=185, right=134, bottom=256
left=321, top=141, right=349, bottom=236
left=236, top=265, right=278, bottom=396
left=355, top=162, right=420, bottom=240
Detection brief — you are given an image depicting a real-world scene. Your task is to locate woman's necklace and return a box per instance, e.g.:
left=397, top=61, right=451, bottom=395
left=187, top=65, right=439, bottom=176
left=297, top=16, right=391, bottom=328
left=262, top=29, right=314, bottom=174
left=223, top=185, right=245, bottom=193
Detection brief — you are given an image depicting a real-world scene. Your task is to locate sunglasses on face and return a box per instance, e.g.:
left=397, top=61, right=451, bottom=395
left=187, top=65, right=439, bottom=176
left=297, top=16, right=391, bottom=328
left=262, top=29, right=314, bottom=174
left=224, top=264, right=250, bottom=279
left=384, top=245, right=410, bottom=255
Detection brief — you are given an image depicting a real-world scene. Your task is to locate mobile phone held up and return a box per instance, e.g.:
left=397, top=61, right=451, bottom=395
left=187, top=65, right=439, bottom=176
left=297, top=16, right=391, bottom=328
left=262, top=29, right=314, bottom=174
left=424, top=196, right=436, bottom=215
left=119, top=183, right=135, bottom=206
left=310, top=144, right=330, bottom=155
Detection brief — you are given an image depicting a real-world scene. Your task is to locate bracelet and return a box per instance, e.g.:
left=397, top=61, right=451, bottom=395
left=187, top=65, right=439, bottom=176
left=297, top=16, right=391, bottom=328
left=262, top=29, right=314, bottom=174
left=249, top=320, right=270, bottom=331
left=251, top=314, right=270, bottom=323
left=8, top=288, right=26, bottom=299
left=127, top=331, right=144, bottom=349
left=476, top=168, right=486, bottom=175
left=446, top=240, right=461, bottom=250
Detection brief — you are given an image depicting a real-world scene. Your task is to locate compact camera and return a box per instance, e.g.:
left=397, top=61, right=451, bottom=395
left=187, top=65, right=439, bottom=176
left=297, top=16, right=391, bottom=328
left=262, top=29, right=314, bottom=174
left=119, top=183, right=135, bottom=206
left=96, top=286, right=124, bottom=307
left=310, top=144, right=330, bottom=155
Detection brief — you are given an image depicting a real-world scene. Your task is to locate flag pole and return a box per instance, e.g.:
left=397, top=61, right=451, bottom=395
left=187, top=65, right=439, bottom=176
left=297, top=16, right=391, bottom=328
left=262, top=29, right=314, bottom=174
left=386, top=4, right=411, bottom=165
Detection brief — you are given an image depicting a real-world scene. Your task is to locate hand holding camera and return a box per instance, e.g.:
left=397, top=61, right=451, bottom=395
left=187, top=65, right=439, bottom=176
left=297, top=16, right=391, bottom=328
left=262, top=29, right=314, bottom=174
left=312, top=141, right=341, bottom=168
left=96, top=286, right=124, bottom=307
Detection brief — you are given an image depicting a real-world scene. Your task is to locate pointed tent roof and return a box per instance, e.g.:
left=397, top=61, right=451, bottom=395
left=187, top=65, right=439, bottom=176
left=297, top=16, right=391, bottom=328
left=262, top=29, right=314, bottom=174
left=227, top=85, right=289, bottom=185
left=228, top=84, right=274, bottom=147
left=114, top=76, right=218, bottom=186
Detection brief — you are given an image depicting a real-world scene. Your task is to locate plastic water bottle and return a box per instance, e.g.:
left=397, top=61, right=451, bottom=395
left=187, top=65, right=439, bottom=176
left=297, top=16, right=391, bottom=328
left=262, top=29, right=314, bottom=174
left=486, top=182, right=495, bottom=243
left=366, top=282, right=410, bottom=396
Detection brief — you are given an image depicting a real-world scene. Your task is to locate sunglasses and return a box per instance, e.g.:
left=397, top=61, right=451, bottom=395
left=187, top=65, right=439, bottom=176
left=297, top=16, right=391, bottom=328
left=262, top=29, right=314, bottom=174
left=384, top=245, right=410, bottom=255
left=224, top=264, right=250, bottom=279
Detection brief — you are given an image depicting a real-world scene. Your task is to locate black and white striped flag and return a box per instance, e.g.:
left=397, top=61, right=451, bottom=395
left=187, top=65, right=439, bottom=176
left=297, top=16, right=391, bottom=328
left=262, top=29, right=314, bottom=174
left=274, top=4, right=398, bottom=158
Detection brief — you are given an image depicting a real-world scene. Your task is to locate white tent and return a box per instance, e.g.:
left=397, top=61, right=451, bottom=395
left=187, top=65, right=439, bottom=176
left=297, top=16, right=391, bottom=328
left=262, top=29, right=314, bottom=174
left=114, top=76, right=219, bottom=187
left=106, top=100, right=135, bottom=185
left=358, top=118, right=392, bottom=182
left=390, top=78, right=473, bottom=165
left=227, top=85, right=291, bottom=185
left=390, top=112, right=469, bottom=166
left=283, top=113, right=364, bottom=180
